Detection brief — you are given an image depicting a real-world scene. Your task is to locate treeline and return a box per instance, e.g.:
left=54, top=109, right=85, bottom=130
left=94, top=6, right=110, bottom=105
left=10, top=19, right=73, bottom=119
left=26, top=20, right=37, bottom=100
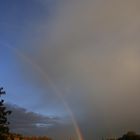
left=107, top=131, right=140, bottom=140
left=21, top=135, right=52, bottom=140
left=0, top=133, right=52, bottom=140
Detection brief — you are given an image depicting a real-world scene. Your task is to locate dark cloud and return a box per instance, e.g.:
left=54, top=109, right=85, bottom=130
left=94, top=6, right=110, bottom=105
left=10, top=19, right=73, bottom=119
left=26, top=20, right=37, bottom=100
left=6, top=104, right=57, bottom=130
left=5, top=104, right=78, bottom=140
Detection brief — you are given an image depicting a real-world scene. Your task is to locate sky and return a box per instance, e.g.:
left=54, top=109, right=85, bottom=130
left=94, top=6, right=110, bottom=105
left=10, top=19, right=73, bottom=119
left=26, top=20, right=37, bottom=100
left=1, top=0, right=140, bottom=140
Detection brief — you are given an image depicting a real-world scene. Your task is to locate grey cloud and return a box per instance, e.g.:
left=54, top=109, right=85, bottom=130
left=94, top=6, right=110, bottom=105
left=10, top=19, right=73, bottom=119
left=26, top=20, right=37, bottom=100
left=6, top=104, right=61, bottom=135
left=6, top=104, right=78, bottom=140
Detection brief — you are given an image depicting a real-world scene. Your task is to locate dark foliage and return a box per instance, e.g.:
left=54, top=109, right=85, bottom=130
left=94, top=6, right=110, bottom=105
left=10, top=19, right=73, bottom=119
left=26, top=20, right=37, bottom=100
left=118, top=132, right=140, bottom=140
left=0, top=87, right=12, bottom=139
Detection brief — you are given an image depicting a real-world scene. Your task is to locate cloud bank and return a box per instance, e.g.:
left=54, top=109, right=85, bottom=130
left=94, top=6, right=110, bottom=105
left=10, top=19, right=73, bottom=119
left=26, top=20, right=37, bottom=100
left=6, top=104, right=77, bottom=140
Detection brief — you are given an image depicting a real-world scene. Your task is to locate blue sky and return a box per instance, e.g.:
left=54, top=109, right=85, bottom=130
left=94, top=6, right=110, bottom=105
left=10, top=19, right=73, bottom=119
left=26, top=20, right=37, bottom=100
left=1, top=0, right=140, bottom=140
left=0, top=1, right=73, bottom=139
left=0, top=0, right=60, bottom=114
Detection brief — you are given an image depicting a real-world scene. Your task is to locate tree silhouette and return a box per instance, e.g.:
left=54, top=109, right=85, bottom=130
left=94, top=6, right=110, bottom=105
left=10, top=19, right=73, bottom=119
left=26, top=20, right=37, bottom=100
left=0, top=87, right=12, bottom=139
left=118, top=131, right=140, bottom=140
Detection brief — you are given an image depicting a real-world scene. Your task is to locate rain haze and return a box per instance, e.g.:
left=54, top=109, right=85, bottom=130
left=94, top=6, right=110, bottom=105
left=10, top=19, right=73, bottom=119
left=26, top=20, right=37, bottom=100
left=0, top=0, right=140, bottom=140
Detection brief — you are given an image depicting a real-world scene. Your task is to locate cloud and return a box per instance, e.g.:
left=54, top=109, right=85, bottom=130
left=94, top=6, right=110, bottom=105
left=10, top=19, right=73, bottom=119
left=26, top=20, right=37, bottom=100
left=6, top=104, right=78, bottom=140
left=6, top=104, right=57, bottom=133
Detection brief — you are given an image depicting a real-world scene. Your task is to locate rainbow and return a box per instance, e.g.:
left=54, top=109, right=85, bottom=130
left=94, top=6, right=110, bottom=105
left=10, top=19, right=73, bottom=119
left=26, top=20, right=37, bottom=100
left=1, top=42, right=84, bottom=140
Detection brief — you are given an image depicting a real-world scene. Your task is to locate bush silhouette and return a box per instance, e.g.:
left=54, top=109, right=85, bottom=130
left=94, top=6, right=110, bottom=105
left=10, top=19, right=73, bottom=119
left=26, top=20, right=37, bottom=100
left=118, top=131, right=140, bottom=140
left=0, top=87, right=12, bottom=139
